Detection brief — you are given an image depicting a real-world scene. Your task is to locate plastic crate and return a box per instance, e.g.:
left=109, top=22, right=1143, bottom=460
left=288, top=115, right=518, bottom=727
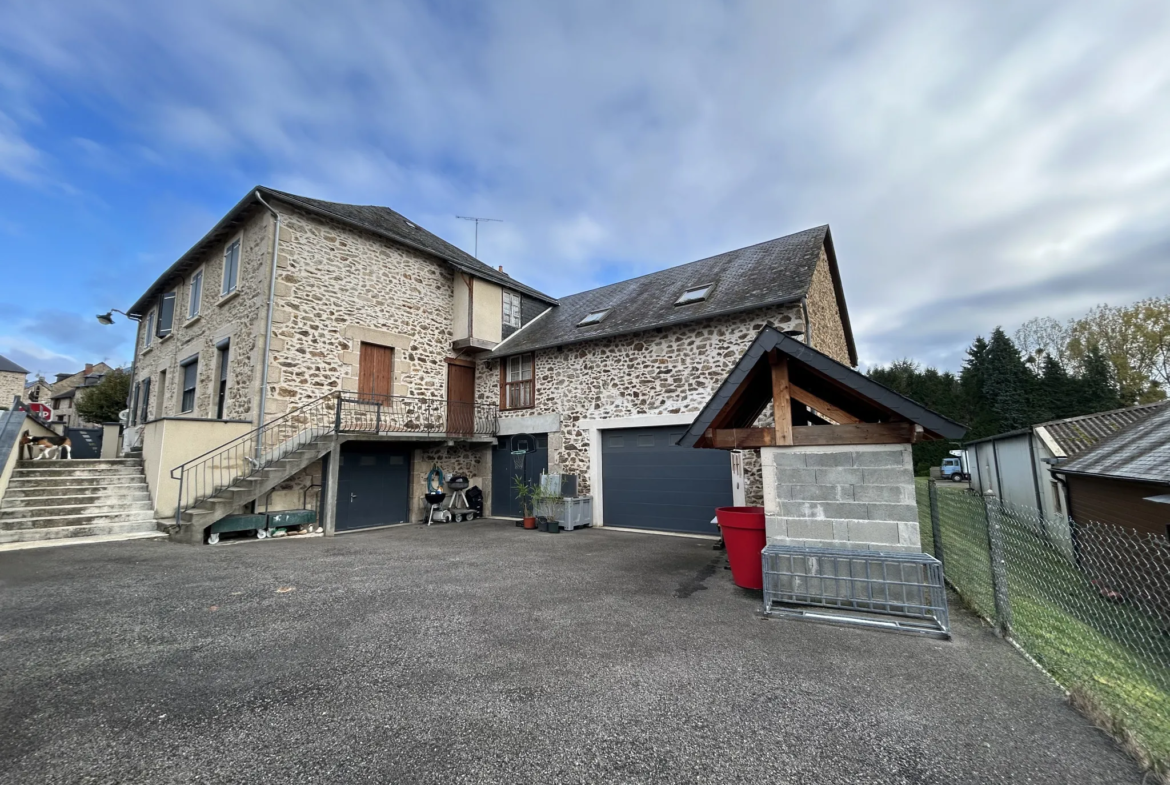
left=561, top=496, right=593, bottom=530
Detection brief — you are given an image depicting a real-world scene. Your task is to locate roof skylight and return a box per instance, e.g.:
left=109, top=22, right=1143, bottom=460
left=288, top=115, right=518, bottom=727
left=577, top=309, right=611, bottom=327
left=675, top=284, right=714, bottom=306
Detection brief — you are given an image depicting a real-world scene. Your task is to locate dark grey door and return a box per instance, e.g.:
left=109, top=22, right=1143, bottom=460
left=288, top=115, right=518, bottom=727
left=601, top=426, right=732, bottom=534
left=491, top=434, right=548, bottom=517
left=337, top=443, right=411, bottom=531
left=65, top=428, right=102, bottom=459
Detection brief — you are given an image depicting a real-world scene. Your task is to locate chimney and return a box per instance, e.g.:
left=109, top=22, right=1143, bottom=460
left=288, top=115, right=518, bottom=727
left=85, top=363, right=93, bottom=374
left=498, top=265, right=504, bottom=273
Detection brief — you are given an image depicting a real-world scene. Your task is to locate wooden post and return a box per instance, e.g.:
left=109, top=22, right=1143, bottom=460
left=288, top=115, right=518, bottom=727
left=770, top=353, right=792, bottom=446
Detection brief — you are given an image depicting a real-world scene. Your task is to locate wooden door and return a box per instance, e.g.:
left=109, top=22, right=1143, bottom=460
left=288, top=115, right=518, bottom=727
left=447, top=363, right=476, bottom=436
left=358, top=343, right=394, bottom=401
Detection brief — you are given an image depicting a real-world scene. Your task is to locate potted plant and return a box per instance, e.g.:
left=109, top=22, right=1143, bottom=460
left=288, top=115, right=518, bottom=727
left=513, top=476, right=538, bottom=529
left=535, top=486, right=562, bottom=533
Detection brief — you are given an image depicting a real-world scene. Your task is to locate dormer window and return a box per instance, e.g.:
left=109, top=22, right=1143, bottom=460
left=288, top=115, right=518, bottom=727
left=577, top=309, right=611, bottom=327
left=675, top=284, right=713, bottom=306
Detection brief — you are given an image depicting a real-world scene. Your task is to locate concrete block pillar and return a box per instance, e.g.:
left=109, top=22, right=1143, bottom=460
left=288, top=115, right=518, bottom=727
left=761, top=443, right=919, bottom=552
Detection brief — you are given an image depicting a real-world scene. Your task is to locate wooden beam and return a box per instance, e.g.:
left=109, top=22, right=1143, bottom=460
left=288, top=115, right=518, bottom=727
left=709, top=428, right=777, bottom=449
left=707, top=360, right=768, bottom=432
left=771, top=354, right=793, bottom=446
left=788, top=383, right=861, bottom=425
left=790, top=422, right=915, bottom=446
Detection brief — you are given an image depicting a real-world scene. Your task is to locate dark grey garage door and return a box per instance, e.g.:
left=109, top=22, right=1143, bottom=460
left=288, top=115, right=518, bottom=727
left=601, top=426, right=732, bottom=534
left=336, top=443, right=412, bottom=530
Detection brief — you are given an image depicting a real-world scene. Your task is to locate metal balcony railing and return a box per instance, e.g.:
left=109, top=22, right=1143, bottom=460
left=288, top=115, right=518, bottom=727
left=337, top=393, right=497, bottom=438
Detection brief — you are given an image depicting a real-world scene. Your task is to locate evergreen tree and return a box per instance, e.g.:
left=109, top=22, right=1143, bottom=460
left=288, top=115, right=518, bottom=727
left=980, top=328, right=1033, bottom=432
left=1038, top=354, right=1076, bottom=421
left=1077, top=343, right=1122, bottom=413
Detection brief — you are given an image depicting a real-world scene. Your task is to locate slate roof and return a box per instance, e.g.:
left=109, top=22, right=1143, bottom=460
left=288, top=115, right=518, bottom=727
left=1058, top=402, right=1170, bottom=485
left=129, top=187, right=556, bottom=315
left=1039, top=402, right=1168, bottom=457
left=0, top=354, right=29, bottom=375
left=489, top=225, right=856, bottom=363
left=676, top=326, right=966, bottom=448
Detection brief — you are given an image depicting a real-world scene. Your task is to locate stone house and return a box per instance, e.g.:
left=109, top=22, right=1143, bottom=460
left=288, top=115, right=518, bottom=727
left=24, top=377, right=53, bottom=406
left=43, top=362, right=114, bottom=426
left=0, top=354, right=29, bottom=409
left=122, top=187, right=857, bottom=543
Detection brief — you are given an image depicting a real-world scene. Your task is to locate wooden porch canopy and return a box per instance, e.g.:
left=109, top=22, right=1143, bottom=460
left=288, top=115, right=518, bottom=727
left=677, top=327, right=967, bottom=450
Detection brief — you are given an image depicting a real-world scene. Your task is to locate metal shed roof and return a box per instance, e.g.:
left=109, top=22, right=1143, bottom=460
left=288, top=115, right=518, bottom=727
left=1057, top=402, right=1170, bottom=484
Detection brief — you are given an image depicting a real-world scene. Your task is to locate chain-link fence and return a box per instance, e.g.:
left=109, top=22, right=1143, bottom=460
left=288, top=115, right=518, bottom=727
left=919, top=480, right=1170, bottom=779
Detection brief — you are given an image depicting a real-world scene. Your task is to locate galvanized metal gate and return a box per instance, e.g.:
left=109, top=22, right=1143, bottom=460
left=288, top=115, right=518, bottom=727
left=65, top=427, right=102, bottom=459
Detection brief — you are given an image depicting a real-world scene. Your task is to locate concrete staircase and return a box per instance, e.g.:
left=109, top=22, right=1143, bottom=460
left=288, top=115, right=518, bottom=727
left=0, top=459, right=164, bottom=547
left=170, top=435, right=335, bottom=544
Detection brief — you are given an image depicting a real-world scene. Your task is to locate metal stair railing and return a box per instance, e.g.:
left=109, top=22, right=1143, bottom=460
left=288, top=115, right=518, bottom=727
left=170, top=391, right=501, bottom=527
left=171, top=392, right=339, bottom=526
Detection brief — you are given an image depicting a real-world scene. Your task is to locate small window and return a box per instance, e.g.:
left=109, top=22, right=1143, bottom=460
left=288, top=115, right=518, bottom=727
left=215, top=342, right=230, bottom=420
left=157, top=291, right=176, bottom=338
left=144, top=311, right=154, bottom=347
left=577, top=309, right=611, bottom=327
left=188, top=268, right=203, bottom=319
left=180, top=357, right=198, bottom=414
left=131, top=383, right=141, bottom=426
left=140, top=377, right=151, bottom=423
left=156, top=369, right=167, bottom=415
left=503, top=291, right=522, bottom=328
left=675, top=284, right=713, bottom=306
left=222, top=239, right=241, bottom=296
left=502, top=353, right=534, bottom=410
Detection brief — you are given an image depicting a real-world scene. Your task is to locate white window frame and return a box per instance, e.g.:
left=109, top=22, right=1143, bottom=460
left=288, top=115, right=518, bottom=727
left=577, top=308, right=611, bottom=327
left=221, top=235, right=242, bottom=298
left=144, top=310, right=155, bottom=348
left=675, top=283, right=714, bottom=306
left=179, top=355, right=199, bottom=414
left=503, top=291, right=522, bottom=328
left=187, top=266, right=204, bottom=320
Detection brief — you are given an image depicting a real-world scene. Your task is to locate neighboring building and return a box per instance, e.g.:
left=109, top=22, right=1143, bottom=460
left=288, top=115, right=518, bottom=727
left=964, top=403, right=1167, bottom=520
left=0, top=354, right=29, bottom=409
left=123, top=186, right=855, bottom=543
left=1054, top=403, right=1170, bottom=540
left=50, top=368, right=110, bottom=428
left=24, top=377, right=53, bottom=405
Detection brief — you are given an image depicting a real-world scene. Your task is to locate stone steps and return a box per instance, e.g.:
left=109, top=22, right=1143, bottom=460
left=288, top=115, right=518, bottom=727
left=0, top=458, right=160, bottom=547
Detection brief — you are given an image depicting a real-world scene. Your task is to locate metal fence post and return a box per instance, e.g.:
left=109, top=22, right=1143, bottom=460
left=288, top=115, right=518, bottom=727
left=982, top=493, right=1013, bottom=636
left=928, top=479, right=944, bottom=566
left=334, top=394, right=343, bottom=433
left=375, top=401, right=382, bottom=434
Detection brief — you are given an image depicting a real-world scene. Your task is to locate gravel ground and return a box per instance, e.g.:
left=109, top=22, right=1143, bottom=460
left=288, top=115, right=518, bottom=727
left=0, top=520, right=1143, bottom=784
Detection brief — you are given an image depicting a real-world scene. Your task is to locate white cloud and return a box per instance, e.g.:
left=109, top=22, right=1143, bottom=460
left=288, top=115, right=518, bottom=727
left=1, top=0, right=1169, bottom=370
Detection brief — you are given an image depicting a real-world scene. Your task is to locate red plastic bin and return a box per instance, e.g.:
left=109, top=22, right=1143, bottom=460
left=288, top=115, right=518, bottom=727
left=716, top=506, right=767, bottom=590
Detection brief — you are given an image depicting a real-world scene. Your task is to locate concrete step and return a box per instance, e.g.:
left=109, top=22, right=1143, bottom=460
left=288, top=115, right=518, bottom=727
left=0, top=519, right=163, bottom=544
left=1, top=483, right=149, bottom=500
left=0, top=509, right=157, bottom=531
left=0, top=530, right=166, bottom=552
left=7, top=475, right=147, bottom=490
left=16, top=458, right=143, bottom=469
left=1, top=491, right=152, bottom=509
left=11, top=468, right=147, bottom=482
left=0, top=499, right=154, bottom=521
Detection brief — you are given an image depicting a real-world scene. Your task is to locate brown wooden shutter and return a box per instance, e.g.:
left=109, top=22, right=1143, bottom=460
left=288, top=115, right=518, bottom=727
left=358, top=343, right=394, bottom=399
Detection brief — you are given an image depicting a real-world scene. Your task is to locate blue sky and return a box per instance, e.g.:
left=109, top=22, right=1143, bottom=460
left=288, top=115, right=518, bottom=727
left=1, top=1, right=1168, bottom=379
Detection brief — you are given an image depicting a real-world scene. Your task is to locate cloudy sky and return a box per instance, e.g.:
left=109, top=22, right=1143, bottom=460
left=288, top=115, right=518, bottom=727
left=1, top=1, right=1168, bottom=378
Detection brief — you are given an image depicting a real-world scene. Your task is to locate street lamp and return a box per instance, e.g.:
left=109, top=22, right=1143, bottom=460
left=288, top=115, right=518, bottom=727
left=96, top=309, right=138, bottom=325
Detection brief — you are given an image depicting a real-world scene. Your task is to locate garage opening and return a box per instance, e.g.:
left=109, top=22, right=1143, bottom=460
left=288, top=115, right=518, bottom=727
left=601, top=426, right=732, bottom=534
left=336, top=442, right=412, bottom=531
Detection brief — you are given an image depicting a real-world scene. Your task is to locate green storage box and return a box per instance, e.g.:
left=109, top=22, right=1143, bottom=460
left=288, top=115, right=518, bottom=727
left=266, top=509, right=317, bottom=529
left=210, top=514, right=267, bottom=534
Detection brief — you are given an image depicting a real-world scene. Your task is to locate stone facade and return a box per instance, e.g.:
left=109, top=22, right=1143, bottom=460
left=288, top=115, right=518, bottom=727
left=266, top=205, right=459, bottom=412
left=130, top=210, right=271, bottom=425
left=761, top=444, right=920, bottom=552
left=0, top=371, right=25, bottom=409
left=805, top=249, right=852, bottom=366
left=475, top=303, right=808, bottom=504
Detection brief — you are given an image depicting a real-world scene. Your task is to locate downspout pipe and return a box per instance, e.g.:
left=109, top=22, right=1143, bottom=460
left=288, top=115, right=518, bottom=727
left=254, top=191, right=281, bottom=454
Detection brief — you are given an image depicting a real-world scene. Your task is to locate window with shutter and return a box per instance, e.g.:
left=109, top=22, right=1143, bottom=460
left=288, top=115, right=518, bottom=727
left=157, top=291, right=176, bottom=338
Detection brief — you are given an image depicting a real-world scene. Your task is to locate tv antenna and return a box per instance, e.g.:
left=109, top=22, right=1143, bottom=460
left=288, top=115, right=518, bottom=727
left=456, top=215, right=503, bottom=259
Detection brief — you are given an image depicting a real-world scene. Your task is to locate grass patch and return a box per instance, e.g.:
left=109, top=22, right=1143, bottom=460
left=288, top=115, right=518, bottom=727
left=914, top=478, right=1170, bottom=780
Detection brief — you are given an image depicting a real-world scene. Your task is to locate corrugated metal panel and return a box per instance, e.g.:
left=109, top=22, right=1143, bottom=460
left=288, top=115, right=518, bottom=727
left=1040, top=402, right=1167, bottom=457
left=1060, top=403, right=1170, bottom=484
left=992, top=435, right=1039, bottom=511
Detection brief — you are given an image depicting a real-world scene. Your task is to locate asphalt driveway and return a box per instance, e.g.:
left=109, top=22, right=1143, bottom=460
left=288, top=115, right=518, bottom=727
left=0, top=520, right=1143, bottom=784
